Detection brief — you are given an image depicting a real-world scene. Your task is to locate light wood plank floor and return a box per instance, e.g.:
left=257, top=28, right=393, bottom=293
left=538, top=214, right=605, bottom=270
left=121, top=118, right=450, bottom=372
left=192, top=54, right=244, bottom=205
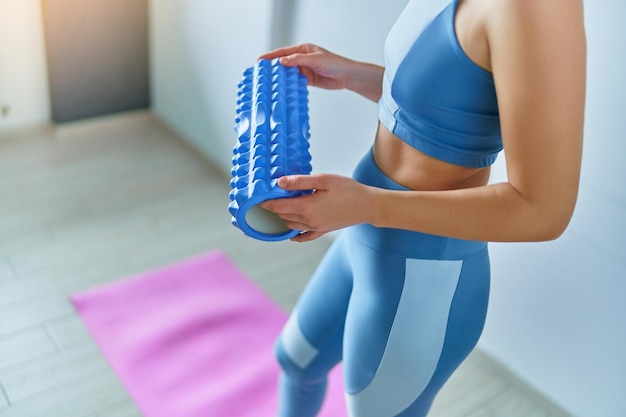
left=0, top=111, right=572, bottom=417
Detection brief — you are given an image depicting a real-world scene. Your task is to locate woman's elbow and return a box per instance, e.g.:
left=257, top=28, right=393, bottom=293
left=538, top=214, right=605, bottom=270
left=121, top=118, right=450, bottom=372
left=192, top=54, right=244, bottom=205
left=531, top=203, right=576, bottom=242
left=536, top=220, right=569, bottom=242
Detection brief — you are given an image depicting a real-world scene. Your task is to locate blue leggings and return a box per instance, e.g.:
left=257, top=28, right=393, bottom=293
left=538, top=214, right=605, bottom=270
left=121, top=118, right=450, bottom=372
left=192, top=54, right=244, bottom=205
left=275, top=149, right=490, bottom=417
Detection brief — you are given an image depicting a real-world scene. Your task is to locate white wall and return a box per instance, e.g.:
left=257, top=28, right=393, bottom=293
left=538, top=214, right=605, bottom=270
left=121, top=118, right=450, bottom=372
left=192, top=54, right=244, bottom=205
left=149, top=0, right=274, bottom=173
left=289, top=0, right=409, bottom=176
left=291, top=0, right=451, bottom=176
left=0, top=0, right=50, bottom=131
left=148, top=0, right=404, bottom=176
left=481, top=2, right=626, bottom=417
left=150, top=1, right=625, bottom=416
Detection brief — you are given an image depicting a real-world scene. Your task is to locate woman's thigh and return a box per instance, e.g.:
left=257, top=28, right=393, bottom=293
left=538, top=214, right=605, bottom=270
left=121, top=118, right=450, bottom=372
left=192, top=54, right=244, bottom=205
left=343, top=236, right=490, bottom=417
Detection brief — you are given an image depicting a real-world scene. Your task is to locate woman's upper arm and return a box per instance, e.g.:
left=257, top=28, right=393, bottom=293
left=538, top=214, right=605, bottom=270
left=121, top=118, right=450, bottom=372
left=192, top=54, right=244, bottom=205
left=488, top=0, right=586, bottom=236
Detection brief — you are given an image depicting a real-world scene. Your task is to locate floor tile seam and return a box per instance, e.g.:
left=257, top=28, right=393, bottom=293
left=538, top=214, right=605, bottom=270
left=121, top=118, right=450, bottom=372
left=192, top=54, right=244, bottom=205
left=444, top=380, right=512, bottom=417
left=482, top=384, right=552, bottom=417
left=2, top=351, right=115, bottom=406
left=0, top=319, right=83, bottom=372
left=472, top=349, right=576, bottom=417
left=0, top=323, right=53, bottom=346
left=7, top=244, right=133, bottom=278
left=0, top=381, right=10, bottom=408
left=0, top=258, right=18, bottom=282
left=0, top=311, right=76, bottom=341
left=0, top=260, right=127, bottom=296
left=5, top=365, right=123, bottom=413
left=0, top=347, right=66, bottom=377
left=0, top=271, right=118, bottom=309
left=44, top=321, right=64, bottom=353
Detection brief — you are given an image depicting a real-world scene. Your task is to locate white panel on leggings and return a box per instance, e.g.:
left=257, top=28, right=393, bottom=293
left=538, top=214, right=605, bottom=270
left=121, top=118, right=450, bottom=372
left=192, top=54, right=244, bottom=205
left=346, top=259, right=463, bottom=417
left=281, top=310, right=319, bottom=369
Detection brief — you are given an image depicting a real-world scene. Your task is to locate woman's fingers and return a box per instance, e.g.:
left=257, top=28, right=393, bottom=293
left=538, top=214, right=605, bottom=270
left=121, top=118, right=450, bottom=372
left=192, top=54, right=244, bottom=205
left=284, top=220, right=311, bottom=231
left=260, top=173, right=368, bottom=238
left=260, top=197, right=302, bottom=215
left=261, top=198, right=315, bottom=229
left=278, top=174, right=327, bottom=191
left=258, top=44, right=349, bottom=90
left=279, top=52, right=321, bottom=69
left=291, top=230, right=326, bottom=243
left=258, top=46, right=300, bottom=61
left=259, top=174, right=329, bottom=215
left=258, top=43, right=319, bottom=62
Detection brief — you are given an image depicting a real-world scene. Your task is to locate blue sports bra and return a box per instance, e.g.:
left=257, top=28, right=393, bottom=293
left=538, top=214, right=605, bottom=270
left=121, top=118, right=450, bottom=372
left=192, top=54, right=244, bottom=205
left=378, top=0, right=502, bottom=168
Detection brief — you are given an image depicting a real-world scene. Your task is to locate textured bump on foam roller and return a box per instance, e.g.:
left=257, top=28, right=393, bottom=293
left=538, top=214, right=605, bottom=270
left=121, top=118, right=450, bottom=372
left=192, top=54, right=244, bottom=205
left=228, top=58, right=312, bottom=241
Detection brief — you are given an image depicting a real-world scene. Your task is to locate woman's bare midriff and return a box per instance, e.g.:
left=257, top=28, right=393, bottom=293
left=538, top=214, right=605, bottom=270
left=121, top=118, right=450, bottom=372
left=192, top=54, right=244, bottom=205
left=372, top=122, right=491, bottom=191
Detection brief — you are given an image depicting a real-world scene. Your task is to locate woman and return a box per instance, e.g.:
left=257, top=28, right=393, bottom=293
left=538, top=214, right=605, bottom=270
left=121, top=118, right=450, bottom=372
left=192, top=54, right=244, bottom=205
left=259, top=0, right=586, bottom=416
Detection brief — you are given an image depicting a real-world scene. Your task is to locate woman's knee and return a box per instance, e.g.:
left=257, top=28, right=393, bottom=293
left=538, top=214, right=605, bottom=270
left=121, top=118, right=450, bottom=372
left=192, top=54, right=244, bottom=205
left=274, top=337, right=325, bottom=386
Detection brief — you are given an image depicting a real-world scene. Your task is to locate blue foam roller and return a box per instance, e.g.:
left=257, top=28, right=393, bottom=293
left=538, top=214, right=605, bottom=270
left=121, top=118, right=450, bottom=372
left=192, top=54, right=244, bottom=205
left=228, top=58, right=312, bottom=242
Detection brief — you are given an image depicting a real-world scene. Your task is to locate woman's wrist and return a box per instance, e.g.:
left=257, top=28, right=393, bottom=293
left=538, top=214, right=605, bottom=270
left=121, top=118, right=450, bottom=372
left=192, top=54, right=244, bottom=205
left=362, top=185, right=386, bottom=227
left=343, top=60, right=384, bottom=102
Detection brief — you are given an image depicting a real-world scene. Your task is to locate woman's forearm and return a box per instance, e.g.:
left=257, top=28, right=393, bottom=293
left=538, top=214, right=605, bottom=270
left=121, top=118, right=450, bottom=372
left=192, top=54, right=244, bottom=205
left=367, top=181, right=574, bottom=242
left=343, top=60, right=385, bottom=102
left=259, top=170, right=577, bottom=243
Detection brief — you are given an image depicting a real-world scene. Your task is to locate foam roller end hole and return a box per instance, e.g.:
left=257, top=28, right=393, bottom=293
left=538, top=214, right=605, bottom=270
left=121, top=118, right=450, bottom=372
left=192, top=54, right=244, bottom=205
left=244, top=204, right=291, bottom=235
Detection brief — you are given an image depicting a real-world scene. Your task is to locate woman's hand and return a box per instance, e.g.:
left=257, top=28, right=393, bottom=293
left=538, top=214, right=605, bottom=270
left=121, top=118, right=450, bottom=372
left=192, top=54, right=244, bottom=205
left=259, top=43, right=384, bottom=102
left=259, top=44, right=351, bottom=90
left=260, top=174, right=377, bottom=242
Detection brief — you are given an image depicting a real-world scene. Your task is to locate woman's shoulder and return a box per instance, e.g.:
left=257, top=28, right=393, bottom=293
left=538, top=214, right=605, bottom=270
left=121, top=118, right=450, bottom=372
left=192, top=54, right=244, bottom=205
left=485, top=0, right=585, bottom=51
left=488, top=0, right=584, bottom=26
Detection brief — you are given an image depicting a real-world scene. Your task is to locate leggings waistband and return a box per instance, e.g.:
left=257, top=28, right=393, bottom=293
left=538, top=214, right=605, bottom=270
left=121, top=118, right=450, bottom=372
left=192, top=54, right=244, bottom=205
left=349, top=148, right=487, bottom=260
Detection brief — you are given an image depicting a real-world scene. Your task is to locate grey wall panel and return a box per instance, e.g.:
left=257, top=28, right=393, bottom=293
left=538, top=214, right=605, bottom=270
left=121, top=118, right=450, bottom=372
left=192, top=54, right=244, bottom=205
left=42, top=0, right=149, bottom=123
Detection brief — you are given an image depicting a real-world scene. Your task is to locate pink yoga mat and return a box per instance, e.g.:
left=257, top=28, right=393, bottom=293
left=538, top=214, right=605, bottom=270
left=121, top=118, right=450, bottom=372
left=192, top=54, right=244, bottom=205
left=71, top=250, right=345, bottom=417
